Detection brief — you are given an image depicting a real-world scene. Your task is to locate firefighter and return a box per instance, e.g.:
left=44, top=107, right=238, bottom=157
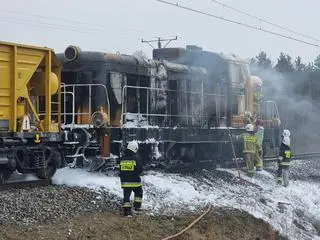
left=241, top=124, right=258, bottom=175
left=119, top=141, right=143, bottom=216
left=255, top=124, right=264, bottom=171
left=277, top=136, right=291, bottom=187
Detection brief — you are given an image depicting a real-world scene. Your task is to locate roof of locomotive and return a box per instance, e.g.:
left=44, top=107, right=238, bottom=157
left=153, top=47, right=249, bottom=66
left=57, top=49, right=208, bottom=76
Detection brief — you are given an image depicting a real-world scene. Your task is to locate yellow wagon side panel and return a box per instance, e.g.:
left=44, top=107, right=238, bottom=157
left=0, top=41, right=61, bottom=132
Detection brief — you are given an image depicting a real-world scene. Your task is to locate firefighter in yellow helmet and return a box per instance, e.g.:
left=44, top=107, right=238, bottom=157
left=241, top=124, right=259, bottom=175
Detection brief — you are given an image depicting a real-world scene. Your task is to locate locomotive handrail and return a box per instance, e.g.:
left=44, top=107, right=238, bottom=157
left=61, top=83, right=110, bottom=127
left=121, top=85, right=226, bottom=127
left=38, top=91, right=76, bottom=126
left=122, top=84, right=226, bottom=96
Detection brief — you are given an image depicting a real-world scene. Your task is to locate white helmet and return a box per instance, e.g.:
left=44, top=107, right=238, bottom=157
left=282, top=136, right=290, bottom=146
left=245, top=124, right=254, bottom=132
left=127, top=141, right=139, bottom=153
left=282, top=129, right=291, bottom=137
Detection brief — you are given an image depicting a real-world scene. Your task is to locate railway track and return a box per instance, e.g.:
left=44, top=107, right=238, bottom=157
left=225, top=152, right=320, bottom=168
left=0, top=179, right=52, bottom=191
left=1, top=152, right=319, bottom=190
left=264, top=152, right=320, bottom=162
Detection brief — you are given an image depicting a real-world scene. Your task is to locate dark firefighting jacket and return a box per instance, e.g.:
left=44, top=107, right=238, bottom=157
left=278, top=143, right=291, bottom=166
left=119, top=150, right=143, bottom=188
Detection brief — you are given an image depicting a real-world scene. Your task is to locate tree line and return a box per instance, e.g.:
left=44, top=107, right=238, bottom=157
left=250, top=51, right=320, bottom=103
left=250, top=51, right=320, bottom=152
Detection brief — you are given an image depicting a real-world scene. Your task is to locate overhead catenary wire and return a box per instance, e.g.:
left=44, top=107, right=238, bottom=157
left=156, top=0, right=320, bottom=48
left=0, top=17, right=118, bottom=37
left=0, top=16, right=116, bottom=35
left=0, top=9, right=155, bottom=39
left=0, top=8, right=145, bottom=34
left=209, top=0, right=320, bottom=43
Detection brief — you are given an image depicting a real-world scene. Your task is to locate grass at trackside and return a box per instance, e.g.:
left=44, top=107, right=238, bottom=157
left=0, top=208, right=287, bottom=240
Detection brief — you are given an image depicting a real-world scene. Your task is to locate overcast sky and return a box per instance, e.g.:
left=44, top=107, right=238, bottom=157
left=1, top=0, right=319, bottom=63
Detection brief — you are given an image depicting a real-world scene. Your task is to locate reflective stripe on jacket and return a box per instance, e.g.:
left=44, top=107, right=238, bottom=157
left=242, top=133, right=258, bottom=153
left=278, top=143, right=291, bottom=166
left=120, top=150, right=143, bottom=188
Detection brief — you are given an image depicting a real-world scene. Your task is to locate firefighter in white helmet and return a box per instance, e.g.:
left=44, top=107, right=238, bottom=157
left=277, top=136, right=291, bottom=187
left=119, top=141, right=143, bottom=216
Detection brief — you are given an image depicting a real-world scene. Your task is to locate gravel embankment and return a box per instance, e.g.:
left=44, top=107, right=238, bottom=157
left=0, top=186, right=121, bottom=227
left=264, top=159, right=320, bottom=182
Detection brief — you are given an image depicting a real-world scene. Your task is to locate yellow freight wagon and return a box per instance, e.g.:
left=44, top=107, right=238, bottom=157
left=0, top=41, right=64, bottom=183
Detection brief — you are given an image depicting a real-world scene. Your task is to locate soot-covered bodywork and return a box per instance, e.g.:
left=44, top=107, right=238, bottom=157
left=57, top=45, right=273, bottom=170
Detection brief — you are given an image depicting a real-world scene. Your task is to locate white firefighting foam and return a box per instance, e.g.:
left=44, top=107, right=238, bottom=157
left=52, top=166, right=320, bottom=240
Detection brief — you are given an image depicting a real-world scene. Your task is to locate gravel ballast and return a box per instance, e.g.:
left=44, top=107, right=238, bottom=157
left=0, top=186, right=121, bottom=227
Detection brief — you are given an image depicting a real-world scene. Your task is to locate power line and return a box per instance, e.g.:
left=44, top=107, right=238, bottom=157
left=0, top=14, right=154, bottom=39
left=209, top=0, right=320, bottom=42
left=156, top=0, right=320, bottom=48
left=0, top=16, right=113, bottom=35
left=0, top=8, right=145, bottom=34
left=0, top=17, right=121, bottom=37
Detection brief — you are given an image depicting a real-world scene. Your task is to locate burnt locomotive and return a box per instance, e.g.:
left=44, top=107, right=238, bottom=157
left=57, top=45, right=279, bottom=170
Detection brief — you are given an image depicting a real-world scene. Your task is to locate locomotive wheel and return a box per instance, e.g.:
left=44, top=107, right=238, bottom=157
left=0, top=168, right=11, bottom=185
left=36, top=147, right=61, bottom=180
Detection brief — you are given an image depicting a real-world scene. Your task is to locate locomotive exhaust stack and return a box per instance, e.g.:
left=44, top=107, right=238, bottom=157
left=64, top=45, right=81, bottom=62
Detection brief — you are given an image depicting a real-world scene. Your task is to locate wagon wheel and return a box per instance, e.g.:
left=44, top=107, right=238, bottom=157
left=36, top=147, right=61, bottom=180
left=0, top=168, right=11, bottom=185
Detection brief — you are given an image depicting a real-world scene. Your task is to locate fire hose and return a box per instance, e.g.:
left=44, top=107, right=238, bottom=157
left=161, top=205, right=213, bottom=240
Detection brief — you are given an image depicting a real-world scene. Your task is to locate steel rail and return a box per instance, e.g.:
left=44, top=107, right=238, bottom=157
left=264, top=152, right=320, bottom=162
left=225, top=152, right=320, bottom=167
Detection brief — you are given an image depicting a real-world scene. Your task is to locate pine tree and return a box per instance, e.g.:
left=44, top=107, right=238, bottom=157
left=294, top=56, right=306, bottom=72
left=255, top=51, right=272, bottom=69
left=314, top=54, right=320, bottom=70
left=275, top=53, right=294, bottom=73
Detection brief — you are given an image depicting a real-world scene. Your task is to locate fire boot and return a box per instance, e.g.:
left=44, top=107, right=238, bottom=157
left=123, top=202, right=132, bottom=217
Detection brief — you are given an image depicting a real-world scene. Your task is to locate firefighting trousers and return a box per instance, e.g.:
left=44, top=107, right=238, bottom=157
left=255, top=145, right=263, bottom=170
left=122, top=186, right=143, bottom=215
left=277, top=165, right=289, bottom=187
left=244, top=153, right=255, bottom=174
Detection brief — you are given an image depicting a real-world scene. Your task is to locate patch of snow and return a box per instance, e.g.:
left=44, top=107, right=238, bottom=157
left=122, top=113, right=159, bottom=129
left=152, top=143, right=162, bottom=160
left=52, top=168, right=122, bottom=197
left=52, top=166, right=320, bottom=240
